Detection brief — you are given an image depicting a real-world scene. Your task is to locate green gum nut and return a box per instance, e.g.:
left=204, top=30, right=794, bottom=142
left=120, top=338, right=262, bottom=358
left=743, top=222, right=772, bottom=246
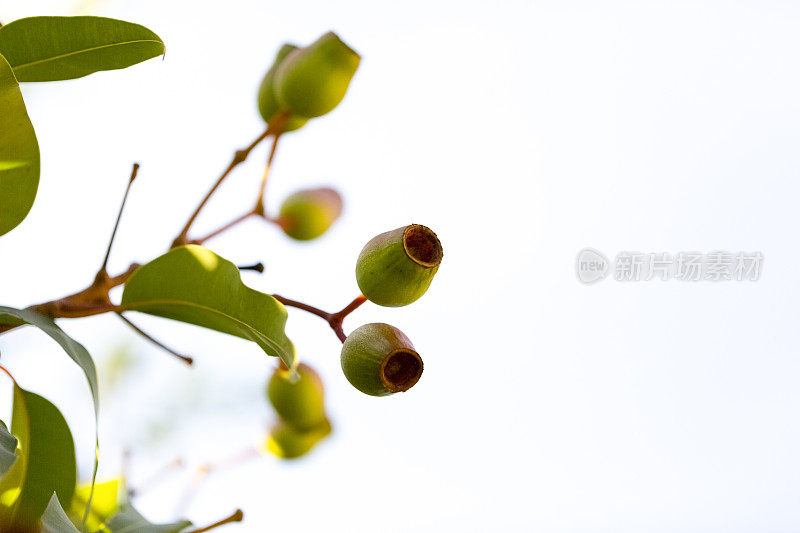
left=341, top=323, right=423, bottom=397
left=274, top=31, right=360, bottom=118
left=278, top=187, right=343, bottom=241
left=265, top=418, right=332, bottom=459
left=267, top=363, right=327, bottom=430
left=355, top=224, right=443, bottom=307
left=257, top=43, right=308, bottom=132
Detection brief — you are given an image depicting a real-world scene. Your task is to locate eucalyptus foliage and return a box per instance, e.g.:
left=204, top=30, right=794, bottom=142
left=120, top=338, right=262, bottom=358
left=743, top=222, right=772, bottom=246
left=0, top=13, right=441, bottom=532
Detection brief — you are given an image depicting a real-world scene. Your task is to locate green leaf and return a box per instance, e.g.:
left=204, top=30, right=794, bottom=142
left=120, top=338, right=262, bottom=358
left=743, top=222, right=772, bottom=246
left=0, top=307, right=100, bottom=525
left=121, top=245, right=297, bottom=370
left=0, top=422, right=18, bottom=479
left=0, top=385, right=76, bottom=531
left=106, top=504, right=191, bottom=533
left=70, top=478, right=123, bottom=531
left=0, top=16, right=165, bottom=82
left=41, top=493, right=80, bottom=533
left=0, top=53, right=40, bottom=237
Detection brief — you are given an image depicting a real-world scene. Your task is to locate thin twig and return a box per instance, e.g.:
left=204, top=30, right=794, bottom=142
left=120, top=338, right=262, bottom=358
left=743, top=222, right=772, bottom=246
left=237, top=262, right=265, bottom=273
left=272, top=294, right=368, bottom=343
left=109, top=263, right=141, bottom=288
left=101, top=163, right=139, bottom=271
left=190, top=131, right=284, bottom=244
left=117, top=313, right=193, bottom=365
left=186, top=509, right=244, bottom=533
left=271, top=295, right=332, bottom=321
left=331, top=295, right=368, bottom=322
left=255, top=134, right=282, bottom=216
left=192, top=210, right=256, bottom=245
left=174, top=114, right=288, bottom=246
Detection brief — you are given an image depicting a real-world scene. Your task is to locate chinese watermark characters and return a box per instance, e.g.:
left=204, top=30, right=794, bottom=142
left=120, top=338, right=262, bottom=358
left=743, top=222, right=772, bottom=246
left=576, top=248, right=762, bottom=284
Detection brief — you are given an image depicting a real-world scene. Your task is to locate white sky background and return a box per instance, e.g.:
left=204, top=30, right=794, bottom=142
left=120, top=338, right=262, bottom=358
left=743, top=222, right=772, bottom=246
left=1, top=0, right=800, bottom=531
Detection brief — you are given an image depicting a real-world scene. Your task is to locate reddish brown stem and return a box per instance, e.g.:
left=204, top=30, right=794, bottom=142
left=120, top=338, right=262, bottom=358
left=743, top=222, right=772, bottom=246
left=272, top=294, right=367, bottom=343
left=272, top=295, right=332, bottom=321
left=332, top=295, right=368, bottom=321
left=332, top=326, right=347, bottom=343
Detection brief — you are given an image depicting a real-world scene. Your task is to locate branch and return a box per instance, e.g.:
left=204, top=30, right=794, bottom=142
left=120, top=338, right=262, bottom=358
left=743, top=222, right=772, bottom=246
left=272, top=294, right=367, bottom=343
left=0, top=262, right=140, bottom=336
left=189, top=132, right=284, bottom=245
left=173, top=114, right=288, bottom=247
left=186, top=509, right=244, bottom=533
left=101, top=163, right=139, bottom=272
left=271, top=295, right=332, bottom=321
left=191, top=210, right=256, bottom=245
left=117, top=313, right=194, bottom=365
left=254, top=134, right=282, bottom=217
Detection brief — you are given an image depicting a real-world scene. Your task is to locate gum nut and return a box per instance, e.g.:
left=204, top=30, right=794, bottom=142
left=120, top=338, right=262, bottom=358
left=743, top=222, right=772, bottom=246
left=341, top=323, right=423, bottom=396
left=278, top=187, right=343, bottom=241
left=267, top=363, right=327, bottom=430
left=257, top=43, right=308, bottom=132
left=355, top=224, right=443, bottom=307
left=274, top=31, right=360, bottom=118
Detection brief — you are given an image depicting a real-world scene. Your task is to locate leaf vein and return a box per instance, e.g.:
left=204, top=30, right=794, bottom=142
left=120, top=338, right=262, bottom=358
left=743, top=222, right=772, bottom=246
left=13, top=39, right=164, bottom=72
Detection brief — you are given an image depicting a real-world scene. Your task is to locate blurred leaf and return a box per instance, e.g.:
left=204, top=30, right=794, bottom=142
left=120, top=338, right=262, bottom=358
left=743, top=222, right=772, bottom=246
left=105, top=503, right=191, bottom=533
left=0, top=422, right=18, bottom=479
left=0, top=307, right=99, bottom=417
left=0, top=16, right=165, bottom=82
left=41, top=493, right=80, bottom=533
left=0, top=53, right=40, bottom=237
left=0, top=306, right=100, bottom=521
left=121, top=245, right=297, bottom=370
left=70, top=478, right=124, bottom=531
left=0, top=385, right=76, bottom=530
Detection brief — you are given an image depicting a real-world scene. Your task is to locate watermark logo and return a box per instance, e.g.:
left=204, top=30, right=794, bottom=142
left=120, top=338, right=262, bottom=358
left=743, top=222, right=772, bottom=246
left=576, top=250, right=763, bottom=283
left=576, top=248, right=610, bottom=284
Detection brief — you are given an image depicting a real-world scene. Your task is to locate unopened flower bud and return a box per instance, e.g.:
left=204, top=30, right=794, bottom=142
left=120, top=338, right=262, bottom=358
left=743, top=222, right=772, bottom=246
left=355, top=224, right=443, bottom=307
left=340, top=323, right=423, bottom=396
left=274, top=32, right=360, bottom=118
left=278, top=187, right=343, bottom=241
left=257, top=43, right=308, bottom=132
left=265, top=418, right=332, bottom=459
left=266, top=363, right=326, bottom=431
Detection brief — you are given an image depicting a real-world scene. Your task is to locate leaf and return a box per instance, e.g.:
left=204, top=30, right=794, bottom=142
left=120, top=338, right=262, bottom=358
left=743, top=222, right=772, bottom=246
left=0, top=16, right=165, bottom=82
left=105, top=504, right=191, bottom=533
left=0, top=53, right=40, bottom=237
left=41, top=493, right=80, bottom=533
left=121, top=245, right=297, bottom=370
left=0, top=307, right=100, bottom=524
left=0, top=385, right=76, bottom=530
left=0, top=422, right=18, bottom=479
left=70, top=478, right=123, bottom=531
